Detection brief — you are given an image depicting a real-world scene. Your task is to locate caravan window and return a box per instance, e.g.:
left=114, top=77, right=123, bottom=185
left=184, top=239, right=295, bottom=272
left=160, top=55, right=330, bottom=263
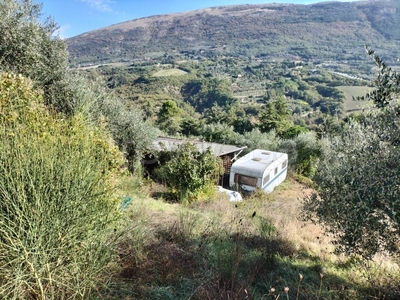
left=262, top=174, right=270, bottom=186
left=235, top=174, right=257, bottom=187
left=282, top=160, right=288, bottom=169
left=275, top=167, right=278, bottom=175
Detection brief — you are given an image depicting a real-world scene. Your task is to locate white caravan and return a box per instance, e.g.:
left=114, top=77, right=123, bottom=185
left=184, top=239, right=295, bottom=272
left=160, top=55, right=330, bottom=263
left=229, top=149, right=288, bottom=193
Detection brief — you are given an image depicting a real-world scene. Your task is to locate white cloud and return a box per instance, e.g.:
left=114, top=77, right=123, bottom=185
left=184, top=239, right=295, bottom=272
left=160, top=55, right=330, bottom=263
left=79, top=0, right=114, bottom=12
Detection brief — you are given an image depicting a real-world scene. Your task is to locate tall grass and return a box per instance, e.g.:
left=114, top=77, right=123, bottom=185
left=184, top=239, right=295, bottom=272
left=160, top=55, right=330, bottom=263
left=113, top=177, right=400, bottom=299
left=0, top=73, right=124, bottom=299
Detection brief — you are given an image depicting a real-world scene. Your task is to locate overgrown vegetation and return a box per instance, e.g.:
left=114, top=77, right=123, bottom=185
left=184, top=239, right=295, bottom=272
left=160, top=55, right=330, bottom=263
left=155, top=143, right=223, bottom=202
left=303, top=49, right=400, bottom=258
left=110, top=177, right=400, bottom=300
left=0, top=73, right=124, bottom=299
left=2, top=0, right=400, bottom=299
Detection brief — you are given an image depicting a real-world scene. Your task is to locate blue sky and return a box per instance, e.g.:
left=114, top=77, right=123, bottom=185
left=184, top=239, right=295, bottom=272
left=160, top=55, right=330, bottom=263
left=39, top=0, right=361, bottom=38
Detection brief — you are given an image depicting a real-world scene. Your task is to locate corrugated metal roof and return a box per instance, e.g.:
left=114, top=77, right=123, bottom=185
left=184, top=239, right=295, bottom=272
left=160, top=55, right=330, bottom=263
left=153, top=137, right=247, bottom=157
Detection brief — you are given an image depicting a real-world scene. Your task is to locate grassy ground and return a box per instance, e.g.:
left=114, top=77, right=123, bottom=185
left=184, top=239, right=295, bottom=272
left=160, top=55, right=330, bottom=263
left=153, top=68, right=188, bottom=77
left=336, top=86, right=375, bottom=112
left=100, top=175, right=400, bottom=300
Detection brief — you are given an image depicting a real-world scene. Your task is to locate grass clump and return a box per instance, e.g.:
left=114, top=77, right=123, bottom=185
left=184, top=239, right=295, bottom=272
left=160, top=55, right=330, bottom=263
left=0, top=73, right=125, bottom=299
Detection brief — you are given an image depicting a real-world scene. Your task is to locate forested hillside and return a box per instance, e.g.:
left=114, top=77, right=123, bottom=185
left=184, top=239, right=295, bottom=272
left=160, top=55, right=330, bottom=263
left=67, top=0, right=400, bottom=66
left=2, top=0, right=400, bottom=299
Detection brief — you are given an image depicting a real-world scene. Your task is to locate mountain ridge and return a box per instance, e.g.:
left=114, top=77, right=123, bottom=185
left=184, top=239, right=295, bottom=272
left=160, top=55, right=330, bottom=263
left=66, top=0, right=400, bottom=66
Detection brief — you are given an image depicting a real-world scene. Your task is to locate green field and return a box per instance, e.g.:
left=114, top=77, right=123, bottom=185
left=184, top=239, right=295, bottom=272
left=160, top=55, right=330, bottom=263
left=337, top=85, right=375, bottom=112
left=153, top=68, right=188, bottom=77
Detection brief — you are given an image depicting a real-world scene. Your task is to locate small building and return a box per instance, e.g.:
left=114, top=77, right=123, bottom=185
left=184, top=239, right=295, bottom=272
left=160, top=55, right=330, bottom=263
left=144, top=137, right=247, bottom=185
left=229, top=149, right=288, bottom=193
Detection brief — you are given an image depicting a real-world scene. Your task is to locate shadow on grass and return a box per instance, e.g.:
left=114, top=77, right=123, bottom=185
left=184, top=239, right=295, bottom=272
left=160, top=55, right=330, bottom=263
left=105, top=226, right=400, bottom=300
left=151, top=190, right=179, bottom=203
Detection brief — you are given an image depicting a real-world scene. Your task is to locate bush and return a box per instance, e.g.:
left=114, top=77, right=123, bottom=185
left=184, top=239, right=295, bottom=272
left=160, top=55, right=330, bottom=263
left=280, top=132, right=322, bottom=178
left=0, top=73, right=125, bottom=299
left=303, top=107, right=400, bottom=257
left=155, top=143, right=223, bottom=202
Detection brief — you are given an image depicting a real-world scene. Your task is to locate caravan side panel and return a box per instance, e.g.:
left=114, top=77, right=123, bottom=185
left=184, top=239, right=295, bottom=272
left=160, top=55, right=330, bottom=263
left=261, top=153, right=288, bottom=192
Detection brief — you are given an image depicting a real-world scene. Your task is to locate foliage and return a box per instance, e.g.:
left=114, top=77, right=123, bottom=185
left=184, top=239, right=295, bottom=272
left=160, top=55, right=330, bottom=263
left=101, top=96, right=159, bottom=171
left=303, top=52, right=400, bottom=258
left=259, top=96, right=293, bottom=135
left=0, top=0, right=75, bottom=114
left=303, top=116, right=400, bottom=258
left=0, top=0, right=158, bottom=166
left=181, top=117, right=203, bottom=137
left=182, top=77, right=236, bottom=112
left=155, top=143, right=224, bottom=202
left=357, top=46, right=400, bottom=108
left=315, top=85, right=345, bottom=116
left=280, top=132, right=322, bottom=178
left=0, top=73, right=125, bottom=299
left=200, top=122, right=241, bottom=144
left=157, top=100, right=182, bottom=135
left=281, top=125, right=308, bottom=139
left=238, top=129, right=281, bottom=154
left=204, top=102, right=255, bottom=134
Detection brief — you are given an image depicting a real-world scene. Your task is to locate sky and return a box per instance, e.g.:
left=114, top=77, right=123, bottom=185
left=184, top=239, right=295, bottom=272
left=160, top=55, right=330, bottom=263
left=39, top=0, right=361, bottom=38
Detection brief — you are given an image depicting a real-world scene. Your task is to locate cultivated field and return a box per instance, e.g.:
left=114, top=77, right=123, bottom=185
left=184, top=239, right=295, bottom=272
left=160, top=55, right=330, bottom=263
left=337, top=85, right=374, bottom=112
left=153, top=68, right=188, bottom=77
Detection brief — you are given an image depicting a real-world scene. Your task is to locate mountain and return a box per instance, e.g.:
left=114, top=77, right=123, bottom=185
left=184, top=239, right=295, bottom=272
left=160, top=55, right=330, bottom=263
left=66, top=0, right=400, bottom=66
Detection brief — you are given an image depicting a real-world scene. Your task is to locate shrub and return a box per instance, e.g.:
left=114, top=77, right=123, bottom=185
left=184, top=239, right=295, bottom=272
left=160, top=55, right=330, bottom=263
left=303, top=107, right=400, bottom=258
left=280, top=131, right=322, bottom=178
left=155, top=143, right=223, bottom=202
left=0, top=73, right=125, bottom=299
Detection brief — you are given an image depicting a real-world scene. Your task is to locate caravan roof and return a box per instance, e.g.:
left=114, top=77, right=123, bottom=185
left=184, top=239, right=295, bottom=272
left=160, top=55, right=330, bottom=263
left=231, top=149, right=287, bottom=178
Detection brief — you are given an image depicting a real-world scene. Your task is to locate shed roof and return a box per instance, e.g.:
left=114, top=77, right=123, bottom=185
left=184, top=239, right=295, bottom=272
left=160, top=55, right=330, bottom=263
left=153, top=137, right=247, bottom=157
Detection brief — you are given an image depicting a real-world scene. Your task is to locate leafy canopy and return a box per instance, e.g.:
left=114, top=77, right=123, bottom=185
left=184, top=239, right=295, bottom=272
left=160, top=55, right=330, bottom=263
left=303, top=50, right=400, bottom=258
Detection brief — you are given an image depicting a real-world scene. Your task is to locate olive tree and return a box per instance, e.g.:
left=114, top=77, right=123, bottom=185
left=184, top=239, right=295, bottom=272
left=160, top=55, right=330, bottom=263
left=302, top=50, right=400, bottom=258
left=0, top=0, right=73, bottom=114
left=0, top=0, right=158, bottom=169
left=101, top=96, right=159, bottom=171
left=357, top=46, right=400, bottom=108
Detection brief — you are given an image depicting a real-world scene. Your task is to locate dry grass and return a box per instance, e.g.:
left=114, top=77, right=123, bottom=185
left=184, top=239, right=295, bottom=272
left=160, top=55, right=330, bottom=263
left=262, top=179, right=335, bottom=258
left=102, top=175, right=400, bottom=300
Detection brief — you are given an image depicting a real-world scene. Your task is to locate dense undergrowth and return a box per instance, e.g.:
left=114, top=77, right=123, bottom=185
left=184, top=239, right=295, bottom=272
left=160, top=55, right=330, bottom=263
left=99, top=175, right=400, bottom=300
left=2, top=1, right=400, bottom=299
left=0, top=73, right=125, bottom=299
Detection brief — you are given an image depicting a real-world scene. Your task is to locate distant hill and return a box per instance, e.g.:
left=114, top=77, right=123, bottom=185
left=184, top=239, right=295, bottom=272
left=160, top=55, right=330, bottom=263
left=66, top=0, right=400, bottom=66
